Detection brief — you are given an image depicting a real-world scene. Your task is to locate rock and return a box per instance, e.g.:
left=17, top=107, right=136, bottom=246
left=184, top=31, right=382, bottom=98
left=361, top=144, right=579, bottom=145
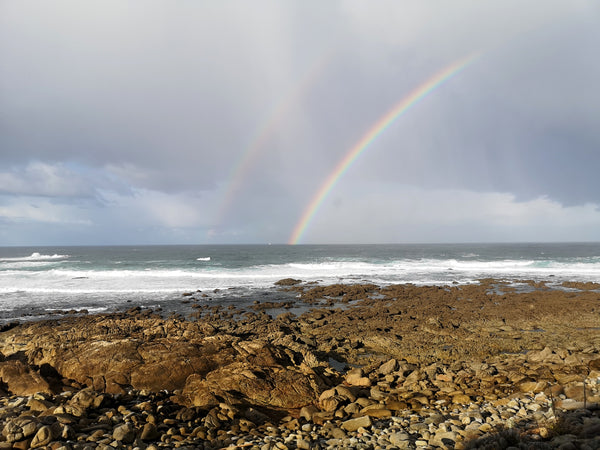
left=389, top=431, right=410, bottom=446
left=335, top=385, right=357, bottom=402
left=452, top=394, right=471, bottom=404
left=341, top=415, right=371, bottom=432
left=403, top=369, right=424, bottom=387
left=528, top=347, right=563, bottom=364
left=378, top=358, right=398, bottom=375
left=369, top=386, right=389, bottom=401
left=275, top=278, right=302, bottom=286
left=2, top=418, right=39, bottom=441
left=330, top=427, right=346, bottom=439
left=30, top=425, right=53, bottom=448
left=26, top=397, right=54, bottom=412
left=345, top=368, right=371, bottom=387
left=580, top=422, right=600, bottom=438
left=0, top=361, right=52, bottom=395
left=20, top=420, right=38, bottom=438
left=141, top=422, right=160, bottom=441
left=297, top=438, right=311, bottom=450
left=311, top=411, right=335, bottom=425
left=320, top=395, right=342, bottom=412
left=431, top=431, right=457, bottom=448
left=181, top=360, right=319, bottom=409
left=361, top=408, right=392, bottom=418
left=11, top=439, right=33, bottom=450
left=519, top=380, right=548, bottom=393
left=563, top=384, right=585, bottom=401
left=299, top=405, right=319, bottom=422
left=69, top=388, right=104, bottom=410
left=318, top=388, right=336, bottom=402
left=112, top=423, right=135, bottom=443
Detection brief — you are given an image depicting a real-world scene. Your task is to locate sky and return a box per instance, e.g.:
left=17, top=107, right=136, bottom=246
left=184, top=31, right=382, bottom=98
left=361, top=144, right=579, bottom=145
left=1, top=0, right=599, bottom=245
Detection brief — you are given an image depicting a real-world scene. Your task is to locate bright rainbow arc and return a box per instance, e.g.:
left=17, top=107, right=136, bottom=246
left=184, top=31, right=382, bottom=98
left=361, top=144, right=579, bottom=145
left=288, top=53, right=480, bottom=245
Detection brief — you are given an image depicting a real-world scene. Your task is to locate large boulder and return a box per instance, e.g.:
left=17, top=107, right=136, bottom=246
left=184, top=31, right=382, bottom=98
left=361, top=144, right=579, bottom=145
left=52, top=336, right=239, bottom=394
left=0, top=360, right=52, bottom=395
left=179, top=362, right=319, bottom=409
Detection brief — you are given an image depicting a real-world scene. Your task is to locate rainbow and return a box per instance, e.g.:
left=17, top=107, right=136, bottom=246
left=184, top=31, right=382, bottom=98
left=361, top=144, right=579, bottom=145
left=213, top=49, right=334, bottom=228
left=288, top=53, right=480, bottom=245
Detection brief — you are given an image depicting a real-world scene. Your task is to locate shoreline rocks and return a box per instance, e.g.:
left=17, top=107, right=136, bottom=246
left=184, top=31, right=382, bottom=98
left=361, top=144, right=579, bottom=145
left=0, top=279, right=599, bottom=448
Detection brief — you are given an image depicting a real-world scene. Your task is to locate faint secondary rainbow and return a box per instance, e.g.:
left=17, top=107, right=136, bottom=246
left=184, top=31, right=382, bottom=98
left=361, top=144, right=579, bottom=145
left=213, top=49, right=335, bottom=228
left=288, top=52, right=480, bottom=245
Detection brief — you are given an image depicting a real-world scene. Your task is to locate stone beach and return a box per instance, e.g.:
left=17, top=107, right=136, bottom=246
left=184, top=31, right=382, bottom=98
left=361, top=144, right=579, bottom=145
left=0, top=279, right=599, bottom=449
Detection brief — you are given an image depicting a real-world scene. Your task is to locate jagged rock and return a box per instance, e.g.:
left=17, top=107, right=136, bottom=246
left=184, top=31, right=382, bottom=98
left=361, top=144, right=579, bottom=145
left=180, top=361, right=319, bottom=409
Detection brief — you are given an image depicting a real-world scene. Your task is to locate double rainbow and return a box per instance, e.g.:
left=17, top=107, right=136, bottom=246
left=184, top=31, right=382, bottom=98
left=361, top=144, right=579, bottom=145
left=213, top=49, right=335, bottom=228
left=288, top=53, right=480, bottom=245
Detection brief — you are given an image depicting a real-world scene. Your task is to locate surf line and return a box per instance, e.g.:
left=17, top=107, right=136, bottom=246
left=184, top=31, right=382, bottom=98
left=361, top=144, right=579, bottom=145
left=213, top=49, right=335, bottom=229
left=288, top=52, right=480, bottom=245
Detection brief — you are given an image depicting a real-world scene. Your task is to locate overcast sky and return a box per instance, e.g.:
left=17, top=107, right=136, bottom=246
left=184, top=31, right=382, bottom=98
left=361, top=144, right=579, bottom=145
left=1, top=0, right=599, bottom=245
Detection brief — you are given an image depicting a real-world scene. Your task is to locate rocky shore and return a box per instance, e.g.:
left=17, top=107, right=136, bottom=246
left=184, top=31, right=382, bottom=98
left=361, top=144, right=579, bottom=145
left=0, top=279, right=599, bottom=449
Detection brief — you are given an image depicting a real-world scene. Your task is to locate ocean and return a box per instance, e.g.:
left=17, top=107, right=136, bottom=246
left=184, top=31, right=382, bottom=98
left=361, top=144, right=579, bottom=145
left=1, top=242, right=600, bottom=324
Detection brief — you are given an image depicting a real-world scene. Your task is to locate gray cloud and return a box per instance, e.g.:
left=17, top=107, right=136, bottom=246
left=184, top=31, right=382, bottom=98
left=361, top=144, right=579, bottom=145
left=1, top=0, right=599, bottom=244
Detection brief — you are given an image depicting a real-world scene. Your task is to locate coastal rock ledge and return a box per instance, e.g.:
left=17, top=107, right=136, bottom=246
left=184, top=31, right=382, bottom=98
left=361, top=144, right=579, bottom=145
left=0, top=280, right=599, bottom=449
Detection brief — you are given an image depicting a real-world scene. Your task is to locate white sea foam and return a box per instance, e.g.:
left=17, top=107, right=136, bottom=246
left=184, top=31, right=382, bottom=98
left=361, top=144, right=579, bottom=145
left=0, top=261, right=61, bottom=269
left=3, top=248, right=600, bottom=322
left=2, top=257, right=598, bottom=300
left=2, top=258, right=600, bottom=290
left=0, top=252, right=69, bottom=262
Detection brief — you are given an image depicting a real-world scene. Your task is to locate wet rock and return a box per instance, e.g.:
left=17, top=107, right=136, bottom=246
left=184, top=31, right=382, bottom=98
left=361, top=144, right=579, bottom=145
left=274, top=279, right=303, bottom=286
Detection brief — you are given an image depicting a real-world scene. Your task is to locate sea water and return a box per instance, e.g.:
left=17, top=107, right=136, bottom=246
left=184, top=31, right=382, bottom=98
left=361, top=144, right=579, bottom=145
left=1, top=243, right=600, bottom=323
